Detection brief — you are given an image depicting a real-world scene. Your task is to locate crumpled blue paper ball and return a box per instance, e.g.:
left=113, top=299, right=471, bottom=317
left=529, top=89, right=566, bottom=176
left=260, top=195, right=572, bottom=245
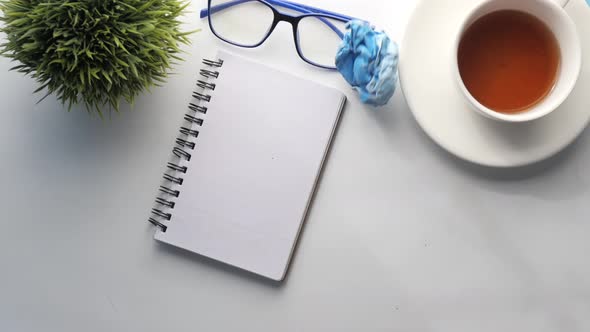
left=335, top=20, right=399, bottom=107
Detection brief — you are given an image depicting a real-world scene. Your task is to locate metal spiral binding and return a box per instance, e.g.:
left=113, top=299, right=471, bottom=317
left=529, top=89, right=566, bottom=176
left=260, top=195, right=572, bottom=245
left=200, top=69, right=219, bottom=79
left=173, top=147, right=192, bottom=161
left=197, top=80, right=216, bottom=90
left=167, top=162, right=188, bottom=173
left=159, top=186, right=180, bottom=197
left=156, top=197, right=175, bottom=209
left=148, top=57, right=223, bottom=232
left=184, top=114, right=204, bottom=126
left=203, top=59, right=224, bottom=67
left=179, top=127, right=199, bottom=138
left=175, top=138, right=195, bottom=150
left=193, top=92, right=211, bottom=102
left=188, top=103, right=207, bottom=114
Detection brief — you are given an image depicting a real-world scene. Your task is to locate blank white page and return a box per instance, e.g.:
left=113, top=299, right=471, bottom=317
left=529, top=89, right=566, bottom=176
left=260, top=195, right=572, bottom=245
left=155, top=50, right=346, bottom=281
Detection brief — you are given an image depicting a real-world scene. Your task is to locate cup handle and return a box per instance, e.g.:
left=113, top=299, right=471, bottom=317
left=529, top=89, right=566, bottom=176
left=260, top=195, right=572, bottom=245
left=553, top=0, right=570, bottom=8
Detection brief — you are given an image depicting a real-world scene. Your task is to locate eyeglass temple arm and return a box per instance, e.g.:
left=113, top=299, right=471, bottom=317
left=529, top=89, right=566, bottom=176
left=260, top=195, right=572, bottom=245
left=200, top=0, right=355, bottom=38
left=269, top=0, right=355, bottom=21
left=200, top=0, right=355, bottom=21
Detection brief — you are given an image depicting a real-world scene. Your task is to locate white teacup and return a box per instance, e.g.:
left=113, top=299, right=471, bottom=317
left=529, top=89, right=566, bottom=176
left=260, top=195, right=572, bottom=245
left=453, top=0, right=582, bottom=123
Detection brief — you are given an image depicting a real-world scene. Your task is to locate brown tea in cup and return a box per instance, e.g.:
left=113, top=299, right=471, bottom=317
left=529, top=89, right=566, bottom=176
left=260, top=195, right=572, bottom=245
left=458, top=10, right=560, bottom=114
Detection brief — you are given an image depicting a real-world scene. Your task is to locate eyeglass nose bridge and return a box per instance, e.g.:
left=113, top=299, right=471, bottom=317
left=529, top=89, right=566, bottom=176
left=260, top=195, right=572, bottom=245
left=267, top=11, right=302, bottom=51
left=274, top=11, right=300, bottom=25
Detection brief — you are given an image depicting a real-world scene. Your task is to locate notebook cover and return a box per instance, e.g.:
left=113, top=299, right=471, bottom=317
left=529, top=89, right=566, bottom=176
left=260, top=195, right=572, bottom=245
left=155, top=50, right=346, bottom=281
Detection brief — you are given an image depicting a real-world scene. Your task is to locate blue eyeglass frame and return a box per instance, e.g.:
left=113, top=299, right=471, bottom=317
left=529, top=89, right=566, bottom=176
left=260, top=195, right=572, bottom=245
left=200, top=0, right=358, bottom=69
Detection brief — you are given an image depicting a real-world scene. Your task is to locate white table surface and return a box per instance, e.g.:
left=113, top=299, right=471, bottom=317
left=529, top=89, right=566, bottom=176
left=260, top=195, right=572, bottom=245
left=1, top=1, right=589, bottom=331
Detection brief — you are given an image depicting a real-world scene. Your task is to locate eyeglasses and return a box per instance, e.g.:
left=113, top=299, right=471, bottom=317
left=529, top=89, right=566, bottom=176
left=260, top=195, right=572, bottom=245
left=200, top=0, right=355, bottom=69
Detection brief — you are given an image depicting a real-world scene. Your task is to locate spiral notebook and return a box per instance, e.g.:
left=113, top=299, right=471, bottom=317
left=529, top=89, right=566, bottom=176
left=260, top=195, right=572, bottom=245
left=148, top=50, right=346, bottom=281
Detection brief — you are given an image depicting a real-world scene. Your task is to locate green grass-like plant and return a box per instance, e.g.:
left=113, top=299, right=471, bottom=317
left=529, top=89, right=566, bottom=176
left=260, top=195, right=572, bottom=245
left=0, top=0, right=195, bottom=115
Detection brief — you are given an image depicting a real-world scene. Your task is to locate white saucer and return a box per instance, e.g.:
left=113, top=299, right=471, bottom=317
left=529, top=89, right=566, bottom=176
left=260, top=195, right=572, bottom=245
left=399, top=0, right=590, bottom=167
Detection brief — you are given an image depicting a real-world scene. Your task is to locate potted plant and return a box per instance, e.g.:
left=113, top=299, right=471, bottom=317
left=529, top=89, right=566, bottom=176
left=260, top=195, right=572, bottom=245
left=0, top=0, right=195, bottom=116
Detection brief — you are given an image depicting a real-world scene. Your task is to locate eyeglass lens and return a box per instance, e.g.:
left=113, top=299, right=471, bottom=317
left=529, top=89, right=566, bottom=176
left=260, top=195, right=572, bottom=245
left=296, top=15, right=346, bottom=68
left=209, top=0, right=275, bottom=47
